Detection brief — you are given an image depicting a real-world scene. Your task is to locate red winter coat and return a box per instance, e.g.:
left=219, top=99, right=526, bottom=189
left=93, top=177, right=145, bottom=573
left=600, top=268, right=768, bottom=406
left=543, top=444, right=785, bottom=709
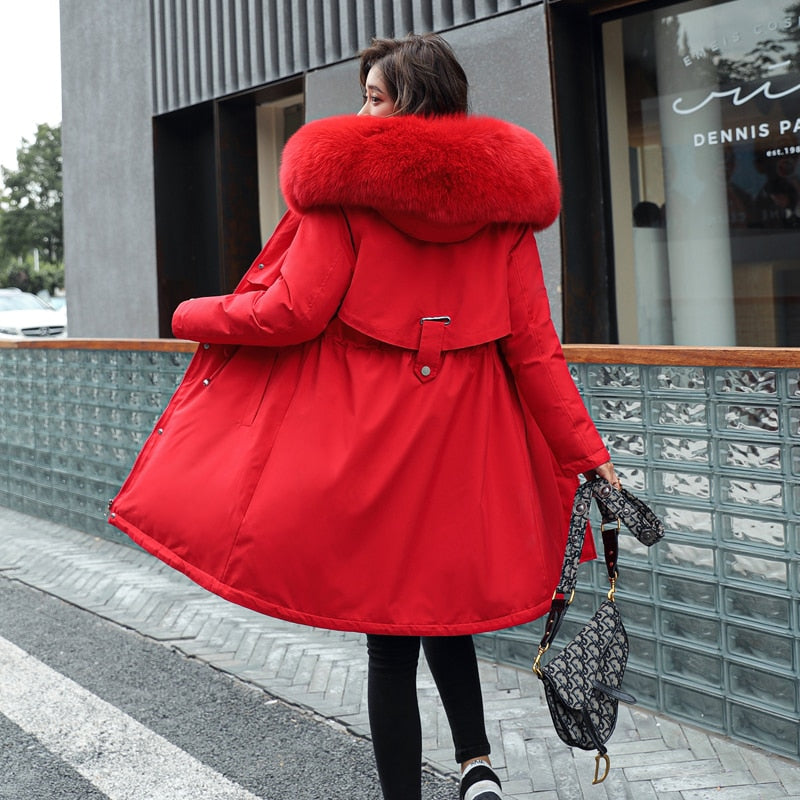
left=109, top=114, right=610, bottom=636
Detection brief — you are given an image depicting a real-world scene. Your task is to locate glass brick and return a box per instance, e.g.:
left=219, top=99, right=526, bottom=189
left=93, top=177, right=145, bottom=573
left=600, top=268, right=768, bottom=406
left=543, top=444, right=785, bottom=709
left=789, top=407, right=800, bottom=438
left=786, top=371, right=800, bottom=398
left=728, top=663, right=796, bottom=712
left=652, top=434, right=709, bottom=464
left=792, top=446, right=800, bottom=476
left=474, top=634, right=497, bottom=660
left=655, top=470, right=711, bottom=501
left=623, top=668, right=659, bottom=705
left=663, top=682, right=724, bottom=728
left=723, top=587, right=791, bottom=628
left=569, top=591, right=598, bottom=617
left=615, top=598, right=656, bottom=633
left=723, top=552, right=788, bottom=589
left=661, top=609, right=721, bottom=647
left=616, top=566, right=653, bottom=598
left=720, top=514, right=785, bottom=549
left=591, top=397, right=643, bottom=425
left=661, top=643, right=722, bottom=688
left=649, top=365, right=706, bottom=392
left=719, top=440, right=781, bottom=471
left=604, top=431, right=645, bottom=457
left=617, top=534, right=653, bottom=563
left=715, top=369, right=777, bottom=395
left=720, top=477, right=783, bottom=510
left=568, top=364, right=581, bottom=390
left=651, top=400, right=707, bottom=427
left=496, top=636, right=536, bottom=671
left=717, top=404, right=779, bottom=434
left=658, top=505, right=713, bottom=535
left=729, top=704, right=798, bottom=757
left=587, top=364, right=642, bottom=389
left=627, top=632, right=657, bottom=668
left=657, top=575, right=717, bottom=611
left=727, top=624, right=795, bottom=669
left=615, top=465, right=646, bottom=491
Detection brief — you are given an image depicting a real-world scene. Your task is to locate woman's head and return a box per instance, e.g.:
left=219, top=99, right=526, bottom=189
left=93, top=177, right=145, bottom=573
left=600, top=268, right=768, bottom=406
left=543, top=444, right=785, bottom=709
left=358, top=33, right=468, bottom=118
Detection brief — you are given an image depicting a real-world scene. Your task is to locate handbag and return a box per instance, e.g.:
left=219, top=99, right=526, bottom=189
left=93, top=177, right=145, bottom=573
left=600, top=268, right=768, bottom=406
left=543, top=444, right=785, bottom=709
left=532, top=479, right=664, bottom=784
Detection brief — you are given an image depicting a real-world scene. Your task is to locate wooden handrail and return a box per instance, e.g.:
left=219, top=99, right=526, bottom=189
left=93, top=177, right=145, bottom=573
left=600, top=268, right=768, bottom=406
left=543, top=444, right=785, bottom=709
left=1, top=338, right=799, bottom=367
left=561, top=345, right=800, bottom=368
left=0, top=338, right=198, bottom=353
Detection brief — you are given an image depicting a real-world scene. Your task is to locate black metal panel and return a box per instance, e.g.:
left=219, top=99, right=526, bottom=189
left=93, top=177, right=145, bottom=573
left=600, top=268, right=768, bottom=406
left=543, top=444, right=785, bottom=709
left=151, top=0, right=533, bottom=114
left=153, top=104, right=219, bottom=337
left=547, top=1, right=616, bottom=343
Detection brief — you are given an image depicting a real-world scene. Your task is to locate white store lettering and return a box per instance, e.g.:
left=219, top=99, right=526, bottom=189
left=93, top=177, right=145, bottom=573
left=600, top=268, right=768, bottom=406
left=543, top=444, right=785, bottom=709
left=674, top=61, right=800, bottom=116
left=693, top=123, right=771, bottom=147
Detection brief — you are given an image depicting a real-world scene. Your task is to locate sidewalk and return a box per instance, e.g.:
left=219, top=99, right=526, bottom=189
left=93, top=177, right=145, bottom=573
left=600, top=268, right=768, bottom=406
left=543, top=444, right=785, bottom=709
left=0, top=506, right=798, bottom=799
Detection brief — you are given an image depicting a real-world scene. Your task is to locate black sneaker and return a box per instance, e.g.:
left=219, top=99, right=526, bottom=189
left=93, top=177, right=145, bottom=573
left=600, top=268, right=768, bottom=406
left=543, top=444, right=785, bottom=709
left=460, top=760, right=503, bottom=800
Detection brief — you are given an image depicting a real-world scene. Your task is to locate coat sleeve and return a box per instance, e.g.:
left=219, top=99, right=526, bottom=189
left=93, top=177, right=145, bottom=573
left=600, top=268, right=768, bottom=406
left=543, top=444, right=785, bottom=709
left=499, top=228, right=610, bottom=475
left=172, top=207, right=354, bottom=346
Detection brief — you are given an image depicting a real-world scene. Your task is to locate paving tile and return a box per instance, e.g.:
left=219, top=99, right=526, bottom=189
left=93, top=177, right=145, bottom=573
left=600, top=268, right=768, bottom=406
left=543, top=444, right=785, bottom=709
left=652, top=770, right=755, bottom=793
left=681, top=784, right=789, bottom=800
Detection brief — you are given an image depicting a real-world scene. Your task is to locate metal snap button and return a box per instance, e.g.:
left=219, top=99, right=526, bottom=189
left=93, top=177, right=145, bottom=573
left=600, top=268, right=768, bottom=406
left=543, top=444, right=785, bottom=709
left=420, top=366, right=431, bottom=377
left=202, top=343, right=210, bottom=349
left=203, top=378, right=210, bottom=386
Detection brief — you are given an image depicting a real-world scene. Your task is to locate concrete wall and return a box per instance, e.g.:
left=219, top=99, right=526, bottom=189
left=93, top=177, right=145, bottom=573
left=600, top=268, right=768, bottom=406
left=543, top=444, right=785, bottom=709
left=61, top=0, right=159, bottom=338
left=305, top=5, right=565, bottom=331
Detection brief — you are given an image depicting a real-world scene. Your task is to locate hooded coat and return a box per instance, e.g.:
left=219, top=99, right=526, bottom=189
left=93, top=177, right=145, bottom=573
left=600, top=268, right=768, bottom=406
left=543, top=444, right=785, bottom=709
left=108, top=113, right=610, bottom=636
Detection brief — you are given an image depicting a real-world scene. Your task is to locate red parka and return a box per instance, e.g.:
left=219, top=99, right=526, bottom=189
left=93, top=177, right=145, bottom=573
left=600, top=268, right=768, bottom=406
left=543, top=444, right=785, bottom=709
left=109, top=113, right=610, bottom=636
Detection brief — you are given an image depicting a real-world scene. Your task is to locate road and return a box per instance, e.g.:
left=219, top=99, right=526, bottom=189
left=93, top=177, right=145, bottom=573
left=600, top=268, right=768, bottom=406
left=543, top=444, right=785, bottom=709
left=0, top=576, right=456, bottom=799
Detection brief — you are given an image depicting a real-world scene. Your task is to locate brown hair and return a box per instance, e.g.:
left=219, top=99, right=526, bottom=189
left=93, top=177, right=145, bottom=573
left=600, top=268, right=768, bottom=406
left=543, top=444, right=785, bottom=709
left=359, top=33, right=468, bottom=116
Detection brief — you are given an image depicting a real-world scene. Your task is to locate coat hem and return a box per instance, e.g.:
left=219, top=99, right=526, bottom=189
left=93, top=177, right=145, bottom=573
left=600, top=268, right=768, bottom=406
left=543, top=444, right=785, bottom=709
left=109, top=514, right=554, bottom=637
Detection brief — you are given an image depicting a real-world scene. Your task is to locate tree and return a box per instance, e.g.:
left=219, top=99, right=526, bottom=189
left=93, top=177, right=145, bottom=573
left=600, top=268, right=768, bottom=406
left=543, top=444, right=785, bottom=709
left=0, top=123, right=63, bottom=265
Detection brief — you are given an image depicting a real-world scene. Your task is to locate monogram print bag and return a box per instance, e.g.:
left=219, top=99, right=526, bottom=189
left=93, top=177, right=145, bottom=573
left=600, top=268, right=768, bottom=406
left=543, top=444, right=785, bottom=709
left=533, top=480, right=664, bottom=784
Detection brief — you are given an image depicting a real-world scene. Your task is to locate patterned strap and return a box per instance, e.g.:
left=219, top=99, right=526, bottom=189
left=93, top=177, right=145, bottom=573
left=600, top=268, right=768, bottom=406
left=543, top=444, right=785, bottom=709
left=536, top=479, right=664, bottom=656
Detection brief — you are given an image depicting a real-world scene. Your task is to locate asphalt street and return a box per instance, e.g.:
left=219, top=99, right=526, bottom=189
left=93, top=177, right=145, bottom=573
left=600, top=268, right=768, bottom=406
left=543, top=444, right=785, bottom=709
left=0, top=577, right=457, bottom=800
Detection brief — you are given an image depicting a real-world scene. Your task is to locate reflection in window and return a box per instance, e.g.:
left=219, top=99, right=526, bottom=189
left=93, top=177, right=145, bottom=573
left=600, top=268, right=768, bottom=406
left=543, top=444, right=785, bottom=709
left=603, top=0, right=800, bottom=345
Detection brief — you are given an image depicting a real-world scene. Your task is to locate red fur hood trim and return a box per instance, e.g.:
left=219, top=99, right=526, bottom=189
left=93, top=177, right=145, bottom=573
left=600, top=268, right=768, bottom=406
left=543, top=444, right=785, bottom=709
left=280, top=114, right=561, bottom=239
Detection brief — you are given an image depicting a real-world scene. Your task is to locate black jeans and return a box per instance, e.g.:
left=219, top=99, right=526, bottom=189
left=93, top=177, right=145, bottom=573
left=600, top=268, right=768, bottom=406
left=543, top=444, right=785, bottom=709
left=366, top=634, right=491, bottom=800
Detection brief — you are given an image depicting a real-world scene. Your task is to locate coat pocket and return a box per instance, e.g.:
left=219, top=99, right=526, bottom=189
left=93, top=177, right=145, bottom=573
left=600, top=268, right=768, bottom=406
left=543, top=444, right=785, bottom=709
left=222, top=346, right=278, bottom=427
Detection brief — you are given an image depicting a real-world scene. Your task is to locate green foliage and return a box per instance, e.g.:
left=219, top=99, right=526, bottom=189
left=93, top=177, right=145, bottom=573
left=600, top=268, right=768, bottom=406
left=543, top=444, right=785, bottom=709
left=0, top=254, right=64, bottom=296
left=0, top=123, right=63, bottom=265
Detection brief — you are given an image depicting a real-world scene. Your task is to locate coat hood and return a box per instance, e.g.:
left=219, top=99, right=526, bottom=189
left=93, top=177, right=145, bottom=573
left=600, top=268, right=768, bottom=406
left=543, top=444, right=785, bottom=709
left=280, top=114, right=561, bottom=242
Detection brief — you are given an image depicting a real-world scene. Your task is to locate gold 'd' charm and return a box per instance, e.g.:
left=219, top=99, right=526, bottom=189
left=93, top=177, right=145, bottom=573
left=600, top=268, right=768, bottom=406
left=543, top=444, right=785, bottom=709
left=593, top=753, right=611, bottom=784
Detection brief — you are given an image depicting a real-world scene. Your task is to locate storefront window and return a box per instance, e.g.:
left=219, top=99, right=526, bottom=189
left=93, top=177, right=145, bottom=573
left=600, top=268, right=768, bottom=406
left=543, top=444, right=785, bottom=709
left=603, top=0, right=800, bottom=345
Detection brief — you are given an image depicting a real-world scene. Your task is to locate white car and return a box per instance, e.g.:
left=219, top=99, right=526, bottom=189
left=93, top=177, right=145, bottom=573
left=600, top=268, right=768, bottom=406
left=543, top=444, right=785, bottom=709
left=0, top=288, right=67, bottom=339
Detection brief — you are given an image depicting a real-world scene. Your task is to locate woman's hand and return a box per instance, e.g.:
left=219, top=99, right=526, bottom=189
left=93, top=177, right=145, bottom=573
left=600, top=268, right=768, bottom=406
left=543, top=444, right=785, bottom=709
left=583, top=461, right=621, bottom=490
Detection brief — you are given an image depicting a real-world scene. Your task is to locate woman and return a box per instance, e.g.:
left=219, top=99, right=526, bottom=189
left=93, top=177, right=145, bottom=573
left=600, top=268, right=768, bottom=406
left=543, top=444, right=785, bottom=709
left=109, top=33, right=618, bottom=800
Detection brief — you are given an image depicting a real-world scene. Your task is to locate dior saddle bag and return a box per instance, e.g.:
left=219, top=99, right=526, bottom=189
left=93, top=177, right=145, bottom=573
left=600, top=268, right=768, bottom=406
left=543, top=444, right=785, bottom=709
left=533, top=479, right=664, bottom=784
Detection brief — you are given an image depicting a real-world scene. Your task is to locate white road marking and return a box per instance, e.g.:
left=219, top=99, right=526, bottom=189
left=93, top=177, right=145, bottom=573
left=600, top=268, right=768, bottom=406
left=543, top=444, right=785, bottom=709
left=0, top=635, right=261, bottom=799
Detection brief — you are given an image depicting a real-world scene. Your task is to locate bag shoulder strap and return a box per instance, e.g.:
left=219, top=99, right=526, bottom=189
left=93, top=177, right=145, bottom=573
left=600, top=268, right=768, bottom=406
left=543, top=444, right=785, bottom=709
left=534, top=480, right=664, bottom=666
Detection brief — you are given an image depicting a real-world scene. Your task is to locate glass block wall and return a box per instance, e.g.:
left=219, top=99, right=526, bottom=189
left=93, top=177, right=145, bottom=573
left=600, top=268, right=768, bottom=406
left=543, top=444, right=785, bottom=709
left=476, top=359, right=800, bottom=760
left=0, top=343, right=798, bottom=759
left=0, top=345, right=191, bottom=538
